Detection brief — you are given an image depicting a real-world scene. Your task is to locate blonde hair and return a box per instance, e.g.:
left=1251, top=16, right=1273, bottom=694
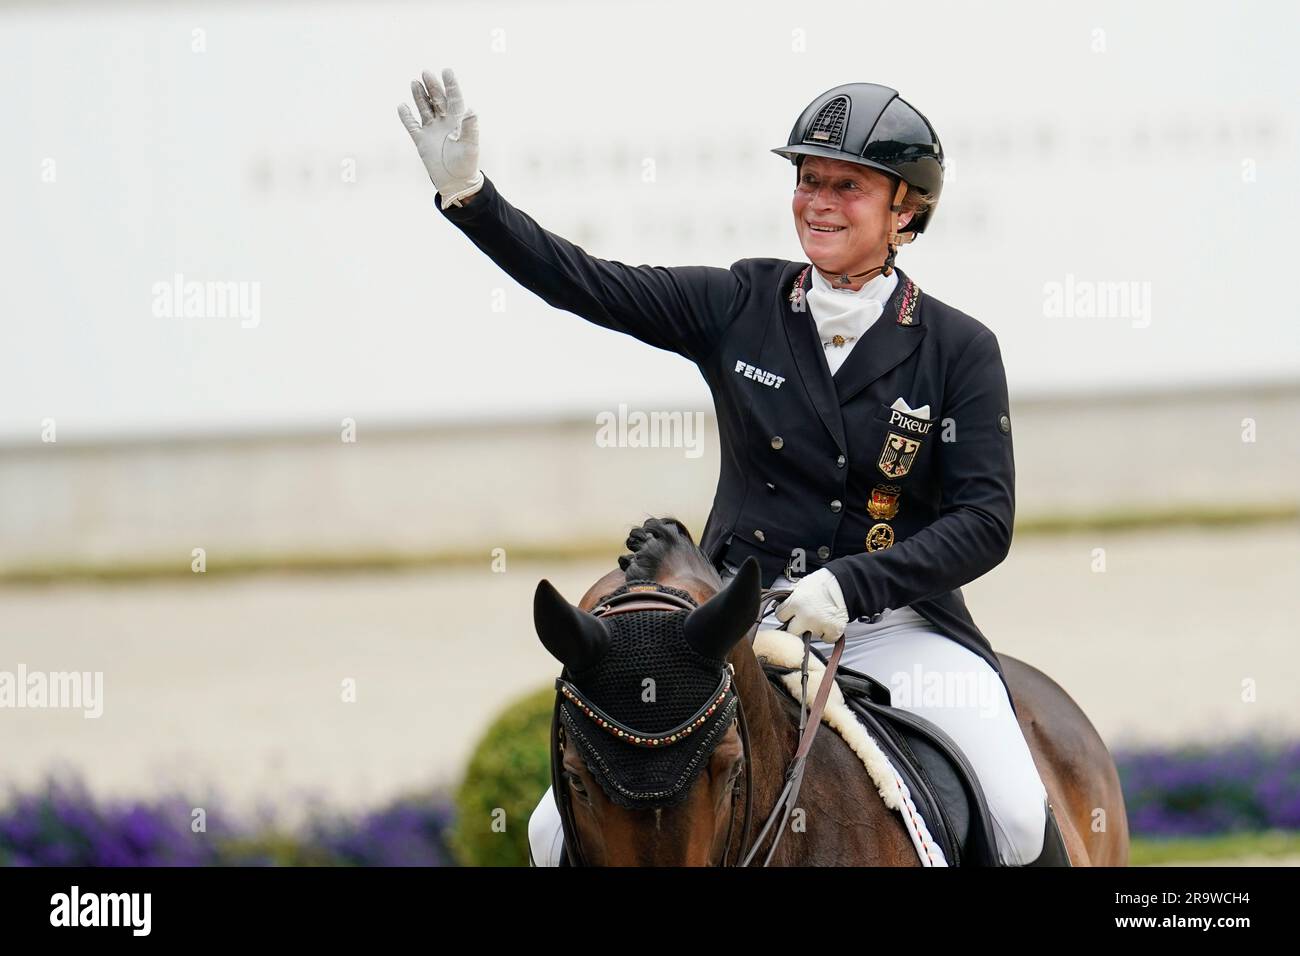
left=897, top=183, right=936, bottom=219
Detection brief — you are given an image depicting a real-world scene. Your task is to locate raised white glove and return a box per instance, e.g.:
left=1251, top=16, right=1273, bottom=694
left=774, top=567, right=849, bottom=642
left=397, top=67, right=484, bottom=207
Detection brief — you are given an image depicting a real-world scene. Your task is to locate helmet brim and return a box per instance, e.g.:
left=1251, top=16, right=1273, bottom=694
left=771, top=143, right=904, bottom=186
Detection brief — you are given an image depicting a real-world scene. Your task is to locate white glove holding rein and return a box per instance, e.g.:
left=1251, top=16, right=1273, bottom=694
left=774, top=567, right=850, bottom=643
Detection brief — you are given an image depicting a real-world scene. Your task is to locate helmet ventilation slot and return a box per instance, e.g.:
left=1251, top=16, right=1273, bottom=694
left=805, top=96, right=849, bottom=149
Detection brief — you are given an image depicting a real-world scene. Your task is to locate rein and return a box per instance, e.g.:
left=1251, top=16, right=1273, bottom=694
left=552, top=584, right=846, bottom=867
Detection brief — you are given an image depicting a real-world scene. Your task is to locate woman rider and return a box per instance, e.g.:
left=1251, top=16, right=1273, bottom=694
left=399, top=69, right=1070, bottom=866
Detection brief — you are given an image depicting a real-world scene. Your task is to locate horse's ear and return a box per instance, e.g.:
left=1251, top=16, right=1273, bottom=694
left=682, top=556, right=761, bottom=660
left=533, top=579, right=610, bottom=672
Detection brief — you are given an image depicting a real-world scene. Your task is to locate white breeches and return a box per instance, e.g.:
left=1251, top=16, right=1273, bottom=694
left=528, top=564, right=1049, bottom=866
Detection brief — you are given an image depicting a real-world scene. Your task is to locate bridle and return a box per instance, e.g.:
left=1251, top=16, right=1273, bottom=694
left=550, top=583, right=846, bottom=867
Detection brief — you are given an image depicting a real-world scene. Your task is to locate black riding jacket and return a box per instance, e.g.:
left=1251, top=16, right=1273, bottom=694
left=437, top=175, right=1016, bottom=678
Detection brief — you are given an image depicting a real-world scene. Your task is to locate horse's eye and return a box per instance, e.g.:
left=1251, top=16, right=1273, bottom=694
left=564, top=771, right=588, bottom=796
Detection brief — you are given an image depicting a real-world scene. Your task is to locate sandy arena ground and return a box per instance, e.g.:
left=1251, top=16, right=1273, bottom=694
left=2, top=522, right=1296, bottom=822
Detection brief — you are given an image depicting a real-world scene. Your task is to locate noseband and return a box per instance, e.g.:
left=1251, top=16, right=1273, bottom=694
left=550, top=582, right=842, bottom=867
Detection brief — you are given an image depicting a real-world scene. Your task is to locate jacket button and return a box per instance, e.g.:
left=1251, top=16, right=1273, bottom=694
left=753, top=529, right=766, bottom=543
left=836, top=454, right=846, bottom=468
left=816, top=545, right=830, bottom=560
left=830, top=499, right=842, bottom=513
left=770, top=435, right=784, bottom=450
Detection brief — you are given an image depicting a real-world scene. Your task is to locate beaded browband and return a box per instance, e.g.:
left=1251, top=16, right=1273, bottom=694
left=554, top=665, right=735, bottom=749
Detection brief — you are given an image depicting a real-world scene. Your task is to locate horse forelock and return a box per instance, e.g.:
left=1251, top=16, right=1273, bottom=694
left=619, top=515, right=722, bottom=602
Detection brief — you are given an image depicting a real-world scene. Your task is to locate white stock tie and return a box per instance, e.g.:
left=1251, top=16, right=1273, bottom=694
left=805, top=268, right=897, bottom=376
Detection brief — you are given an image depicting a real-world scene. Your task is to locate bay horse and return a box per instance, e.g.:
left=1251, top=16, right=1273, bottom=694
left=533, top=516, right=1129, bottom=866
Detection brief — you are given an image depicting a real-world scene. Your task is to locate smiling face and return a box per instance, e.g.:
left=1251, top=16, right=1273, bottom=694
left=792, top=156, right=913, bottom=284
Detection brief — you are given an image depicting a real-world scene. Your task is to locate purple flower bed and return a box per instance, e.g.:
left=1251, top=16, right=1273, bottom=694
left=0, top=777, right=458, bottom=867
left=304, top=799, right=457, bottom=867
left=1115, top=737, right=1300, bottom=836
left=5, top=735, right=1297, bottom=862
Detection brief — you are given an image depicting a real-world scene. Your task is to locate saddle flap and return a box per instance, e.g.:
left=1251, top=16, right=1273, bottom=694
left=851, top=696, right=1002, bottom=866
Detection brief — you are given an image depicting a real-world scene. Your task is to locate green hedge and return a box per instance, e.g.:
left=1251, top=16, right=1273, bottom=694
left=451, top=685, right=555, bottom=866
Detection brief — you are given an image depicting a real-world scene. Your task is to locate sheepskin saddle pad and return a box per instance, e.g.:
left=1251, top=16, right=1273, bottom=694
left=752, top=627, right=950, bottom=866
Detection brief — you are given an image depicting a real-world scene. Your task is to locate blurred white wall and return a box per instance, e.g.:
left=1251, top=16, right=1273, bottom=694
left=1, top=385, right=1296, bottom=571
left=1, top=0, right=1297, bottom=443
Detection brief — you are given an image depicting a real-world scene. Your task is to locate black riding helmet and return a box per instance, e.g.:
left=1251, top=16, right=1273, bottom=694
left=772, top=82, right=945, bottom=236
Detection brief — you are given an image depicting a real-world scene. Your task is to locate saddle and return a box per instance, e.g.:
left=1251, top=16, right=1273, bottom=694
left=761, top=654, right=1003, bottom=867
